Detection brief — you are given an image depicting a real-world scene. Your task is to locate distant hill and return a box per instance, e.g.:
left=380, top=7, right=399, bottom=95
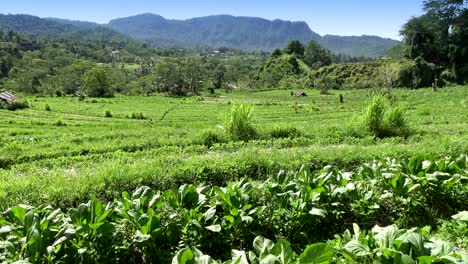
left=106, top=14, right=398, bottom=57
left=318, top=35, right=400, bottom=58
left=0, top=14, right=129, bottom=42
left=107, top=14, right=322, bottom=51
left=1, top=13, right=399, bottom=57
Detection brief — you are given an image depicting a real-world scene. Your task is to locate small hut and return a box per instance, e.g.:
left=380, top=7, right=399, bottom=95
left=0, top=91, right=17, bottom=103
left=291, top=91, right=307, bottom=97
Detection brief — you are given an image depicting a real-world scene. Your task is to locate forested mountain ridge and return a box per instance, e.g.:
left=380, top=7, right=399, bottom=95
left=319, top=35, right=399, bottom=58
left=106, top=13, right=398, bottom=56
left=0, top=13, right=398, bottom=57
left=107, top=13, right=322, bottom=51
left=0, top=14, right=126, bottom=42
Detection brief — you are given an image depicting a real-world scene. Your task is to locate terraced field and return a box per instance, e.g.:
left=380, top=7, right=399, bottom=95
left=0, top=86, right=467, bottom=209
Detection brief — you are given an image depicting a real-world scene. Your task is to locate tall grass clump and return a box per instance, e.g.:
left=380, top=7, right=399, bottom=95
left=222, top=103, right=257, bottom=141
left=267, top=125, right=302, bottom=139
left=361, top=95, right=410, bottom=138
left=363, top=96, right=386, bottom=135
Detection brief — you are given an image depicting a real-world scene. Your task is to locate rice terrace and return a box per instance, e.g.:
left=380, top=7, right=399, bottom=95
left=0, top=0, right=467, bottom=263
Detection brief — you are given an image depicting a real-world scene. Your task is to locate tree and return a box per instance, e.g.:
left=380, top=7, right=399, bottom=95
left=284, top=40, right=305, bottom=57
left=303, top=41, right=332, bottom=69
left=204, top=56, right=225, bottom=89
left=82, top=66, right=113, bottom=97
left=153, top=57, right=205, bottom=96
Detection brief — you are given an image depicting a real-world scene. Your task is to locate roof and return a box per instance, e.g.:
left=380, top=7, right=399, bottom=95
left=0, top=91, right=17, bottom=102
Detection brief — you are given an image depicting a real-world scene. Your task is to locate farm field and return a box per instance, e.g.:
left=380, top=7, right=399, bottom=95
left=0, top=86, right=467, bottom=208
left=0, top=86, right=467, bottom=263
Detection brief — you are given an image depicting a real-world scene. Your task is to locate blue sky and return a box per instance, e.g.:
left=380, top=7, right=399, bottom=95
left=1, top=0, right=424, bottom=39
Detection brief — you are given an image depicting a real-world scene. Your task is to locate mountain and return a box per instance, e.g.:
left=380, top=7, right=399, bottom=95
left=106, top=14, right=398, bottom=57
left=107, top=14, right=322, bottom=50
left=318, top=35, right=400, bottom=58
left=1, top=13, right=399, bottom=57
left=0, top=14, right=128, bottom=42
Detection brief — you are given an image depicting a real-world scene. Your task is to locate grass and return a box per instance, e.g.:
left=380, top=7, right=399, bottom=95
left=0, top=86, right=466, bottom=209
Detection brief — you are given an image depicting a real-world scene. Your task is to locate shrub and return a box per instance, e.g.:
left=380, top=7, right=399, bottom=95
left=360, top=96, right=410, bottom=138
left=54, top=90, right=63, bottom=97
left=104, top=110, right=113, bottom=118
left=45, top=104, right=51, bottom=111
left=363, top=96, right=386, bottom=135
left=129, top=112, right=147, bottom=120
left=385, top=105, right=406, bottom=128
left=222, top=104, right=257, bottom=141
left=195, top=128, right=227, bottom=147
left=54, top=119, right=67, bottom=126
left=4, top=100, right=29, bottom=111
left=268, top=126, right=302, bottom=139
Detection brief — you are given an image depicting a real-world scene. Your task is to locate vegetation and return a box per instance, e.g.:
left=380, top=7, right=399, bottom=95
left=0, top=155, right=466, bottom=263
left=0, top=2, right=467, bottom=263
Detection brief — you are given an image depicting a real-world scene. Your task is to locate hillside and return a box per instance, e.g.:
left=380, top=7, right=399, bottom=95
left=0, top=14, right=128, bottom=42
left=107, top=14, right=321, bottom=50
left=106, top=14, right=398, bottom=56
left=319, top=35, right=400, bottom=58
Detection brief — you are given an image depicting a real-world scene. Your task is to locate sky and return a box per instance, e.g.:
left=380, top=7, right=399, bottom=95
left=1, top=0, right=425, bottom=40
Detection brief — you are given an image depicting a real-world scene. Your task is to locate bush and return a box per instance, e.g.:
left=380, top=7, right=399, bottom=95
left=267, top=125, right=302, bottom=139
left=4, top=100, right=30, bottom=111
left=45, top=104, right=51, bottom=111
left=129, top=112, right=147, bottom=120
left=360, top=96, right=410, bottom=138
left=53, top=119, right=67, bottom=126
left=195, top=129, right=227, bottom=147
left=222, top=104, right=257, bottom=141
left=104, top=110, right=113, bottom=118
left=363, top=96, right=386, bottom=135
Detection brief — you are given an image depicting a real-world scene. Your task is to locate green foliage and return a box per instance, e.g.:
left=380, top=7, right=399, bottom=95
left=400, top=0, right=468, bottom=84
left=304, top=41, right=332, bottom=69
left=44, top=104, right=51, bottom=111
left=267, top=125, right=302, bottom=139
left=195, top=128, right=228, bottom=147
left=82, top=66, right=114, bottom=98
left=222, top=104, right=257, bottom=141
left=104, top=110, right=113, bottom=118
left=361, top=96, right=410, bottom=138
left=1, top=100, right=30, bottom=111
left=363, top=96, right=386, bottom=135
left=284, top=40, right=305, bottom=56
left=438, top=211, right=468, bottom=249
left=0, top=155, right=467, bottom=263
left=129, top=112, right=147, bottom=120
left=153, top=57, right=205, bottom=96
left=53, top=119, right=67, bottom=126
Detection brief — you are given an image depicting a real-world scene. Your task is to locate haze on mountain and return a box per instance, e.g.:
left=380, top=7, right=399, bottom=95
left=0, top=13, right=399, bottom=57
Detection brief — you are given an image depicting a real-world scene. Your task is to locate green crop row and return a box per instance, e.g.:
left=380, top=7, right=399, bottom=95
left=1, top=154, right=466, bottom=263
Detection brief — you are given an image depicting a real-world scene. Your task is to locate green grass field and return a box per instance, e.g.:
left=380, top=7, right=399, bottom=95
left=0, top=86, right=467, bottom=263
left=0, top=86, right=466, bottom=209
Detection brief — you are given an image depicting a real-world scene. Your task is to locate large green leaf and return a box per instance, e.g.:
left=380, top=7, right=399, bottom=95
left=232, top=250, right=249, bottom=264
left=253, top=236, right=275, bottom=258
left=206, top=224, right=222, bottom=233
left=172, top=247, right=195, bottom=264
left=343, top=240, right=371, bottom=257
left=451, top=211, right=468, bottom=222
left=299, top=243, right=334, bottom=264
left=373, top=225, right=399, bottom=248
left=270, top=239, right=294, bottom=264
left=309, top=208, right=326, bottom=218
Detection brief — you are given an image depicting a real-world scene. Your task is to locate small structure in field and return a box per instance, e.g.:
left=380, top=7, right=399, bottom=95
left=0, top=91, right=18, bottom=108
left=0, top=91, right=17, bottom=103
left=291, top=91, right=307, bottom=97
